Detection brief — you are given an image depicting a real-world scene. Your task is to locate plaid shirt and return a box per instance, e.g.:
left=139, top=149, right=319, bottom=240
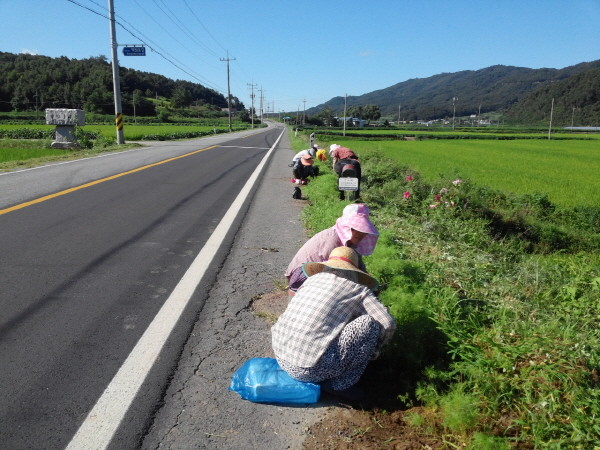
left=272, top=271, right=396, bottom=368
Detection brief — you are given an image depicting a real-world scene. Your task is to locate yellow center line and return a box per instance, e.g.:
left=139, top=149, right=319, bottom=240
left=0, top=145, right=218, bottom=216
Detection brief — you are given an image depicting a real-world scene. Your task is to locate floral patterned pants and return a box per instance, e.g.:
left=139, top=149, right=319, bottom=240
left=278, top=315, right=381, bottom=390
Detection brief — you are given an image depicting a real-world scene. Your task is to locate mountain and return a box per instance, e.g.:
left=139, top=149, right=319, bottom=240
left=308, top=60, right=600, bottom=123
left=0, top=52, right=241, bottom=116
left=505, top=66, right=600, bottom=126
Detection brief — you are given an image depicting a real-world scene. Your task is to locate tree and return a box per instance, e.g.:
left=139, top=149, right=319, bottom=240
left=170, top=85, right=192, bottom=108
left=238, top=109, right=250, bottom=123
left=363, top=104, right=381, bottom=120
left=317, top=107, right=336, bottom=126
left=346, top=105, right=363, bottom=118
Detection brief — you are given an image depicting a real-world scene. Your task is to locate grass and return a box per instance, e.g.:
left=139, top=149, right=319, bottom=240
left=0, top=139, right=70, bottom=163
left=318, top=139, right=600, bottom=208
left=0, top=138, right=139, bottom=172
left=293, top=129, right=600, bottom=448
left=81, top=124, right=232, bottom=140
left=0, top=120, right=258, bottom=171
left=0, top=121, right=256, bottom=141
left=321, top=127, right=600, bottom=140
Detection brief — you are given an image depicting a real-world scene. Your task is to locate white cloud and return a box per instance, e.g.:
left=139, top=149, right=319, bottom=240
left=21, top=49, right=38, bottom=55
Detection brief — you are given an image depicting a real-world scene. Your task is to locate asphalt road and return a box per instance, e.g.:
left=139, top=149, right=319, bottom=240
left=0, top=124, right=323, bottom=449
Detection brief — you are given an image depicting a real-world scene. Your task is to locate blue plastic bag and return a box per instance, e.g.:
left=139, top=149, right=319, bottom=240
left=229, top=357, right=320, bottom=404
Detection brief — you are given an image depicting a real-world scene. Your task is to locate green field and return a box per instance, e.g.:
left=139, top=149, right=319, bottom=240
left=0, top=139, right=69, bottom=163
left=83, top=124, right=230, bottom=140
left=0, top=123, right=235, bottom=140
left=333, top=128, right=600, bottom=140
left=330, top=139, right=600, bottom=208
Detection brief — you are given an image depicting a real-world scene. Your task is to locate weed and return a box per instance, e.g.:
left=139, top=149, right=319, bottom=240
left=296, top=134, right=600, bottom=447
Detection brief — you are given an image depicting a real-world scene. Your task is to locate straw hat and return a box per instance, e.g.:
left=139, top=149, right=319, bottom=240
left=302, top=247, right=378, bottom=289
left=301, top=154, right=314, bottom=166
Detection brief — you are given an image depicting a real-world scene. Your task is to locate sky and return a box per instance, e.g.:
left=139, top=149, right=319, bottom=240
left=1, top=0, right=599, bottom=113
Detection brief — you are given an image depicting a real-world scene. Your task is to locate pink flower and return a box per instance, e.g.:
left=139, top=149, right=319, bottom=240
left=429, top=204, right=438, bottom=209
left=435, top=194, right=441, bottom=202
left=405, top=175, right=413, bottom=182
left=439, top=188, right=448, bottom=195
left=403, top=191, right=411, bottom=199
left=452, top=179, right=462, bottom=186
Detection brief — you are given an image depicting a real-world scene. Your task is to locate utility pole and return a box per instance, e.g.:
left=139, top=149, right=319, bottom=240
left=548, top=97, right=555, bottom=140
left=247, top=83, right=257, bottom=128
left=220, top=51, right=236, bottom=132
left=108, top=0, right=124, bottom=144
left=258, top=87, right=264, bottom=124
left=398, top=104, right=401, bottom=127
left=303, top=98, right=306, bottom=126
left=452, top=97, right=458, bottom=130
left=571, top=106, right=576, bottom=129
left=343, top=94, right=347, bottom=137
left=34, top=90, right=39, bottom=121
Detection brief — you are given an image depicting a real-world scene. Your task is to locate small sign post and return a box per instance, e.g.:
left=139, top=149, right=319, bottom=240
left=338, top=177, right=359, bottom=191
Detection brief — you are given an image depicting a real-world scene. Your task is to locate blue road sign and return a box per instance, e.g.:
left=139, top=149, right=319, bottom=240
left=123, top=46, right=146, bottom=56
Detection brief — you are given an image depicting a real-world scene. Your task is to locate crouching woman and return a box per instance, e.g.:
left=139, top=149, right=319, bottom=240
left=271, top=247, right=396, bottom=399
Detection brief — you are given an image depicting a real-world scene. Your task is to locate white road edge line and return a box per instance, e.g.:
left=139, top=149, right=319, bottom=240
left=65, top=127, right=285, bottom=450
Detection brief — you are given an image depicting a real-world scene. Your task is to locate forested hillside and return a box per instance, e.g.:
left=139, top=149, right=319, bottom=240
left=308, top=60, right=600, bottom=124
left=0, top=52, right=243, bottom=116
left=505, top=67, right=600, bottom=126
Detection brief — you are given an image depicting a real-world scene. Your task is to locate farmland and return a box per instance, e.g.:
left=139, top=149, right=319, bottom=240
left=0, top=122, right=248, bottom=141
left=320, top=138, right=600, bottom=208
left=0, top=120, right=257, bottom=169
left=294, top=128, right=599, bottom=448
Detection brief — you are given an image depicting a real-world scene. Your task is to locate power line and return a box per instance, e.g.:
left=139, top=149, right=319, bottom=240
left=66, top=0, right=107, bottom=19
left=151, top=0, right=220, bottom=59
left=67, top=0, right=226, bottom=93
left=182, top=0, right=228, bottom=53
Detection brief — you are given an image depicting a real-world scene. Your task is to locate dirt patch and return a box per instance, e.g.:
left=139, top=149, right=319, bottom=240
left=251, top=289, right=289, bottom=324
left=303, top=407, right=441, bottom=449
left=251, top=290, right=442, bottom=449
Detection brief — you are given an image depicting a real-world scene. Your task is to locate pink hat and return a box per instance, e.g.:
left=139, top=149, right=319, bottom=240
left=334, top=203, right=379, bottom=255
left=301, top=154, right=314, bottom=166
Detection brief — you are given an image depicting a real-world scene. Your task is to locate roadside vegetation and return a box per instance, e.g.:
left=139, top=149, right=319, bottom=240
left=291, top=129, right=599, bottom=448
left=0, top=117, right=260, bottom=172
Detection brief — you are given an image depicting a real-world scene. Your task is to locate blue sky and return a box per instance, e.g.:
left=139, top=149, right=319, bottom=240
left=1, top=0, right=599, bottom=113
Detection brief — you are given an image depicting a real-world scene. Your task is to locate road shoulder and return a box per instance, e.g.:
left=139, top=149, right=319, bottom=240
left=141, top=127, right=330, bottom=449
